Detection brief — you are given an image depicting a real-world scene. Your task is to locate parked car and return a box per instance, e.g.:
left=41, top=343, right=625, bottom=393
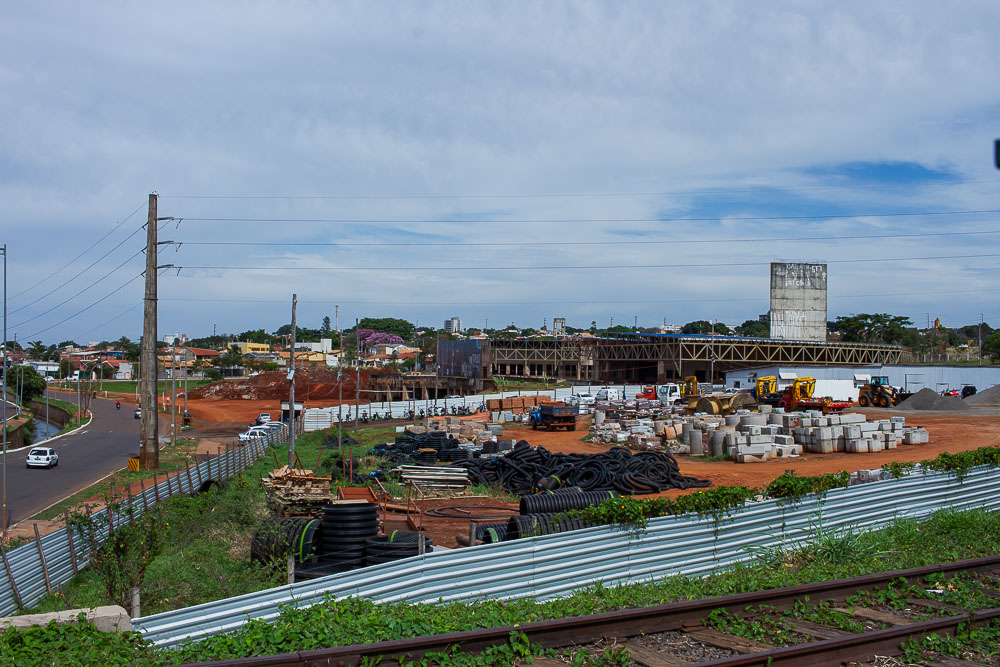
left=238, top=428, right=270, bottom=443
left=26, top=447, right=59, bottom=469
left=445, top=395, right=462, bottom=400
left=134, top=407, right=142, bottom=419
left=255, top=412, right=272, bottom=425
left=594, top=388, right=621, bottom=401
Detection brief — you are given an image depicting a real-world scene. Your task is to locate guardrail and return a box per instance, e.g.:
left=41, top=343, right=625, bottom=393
left=134, top=464, right=1000, bottom=647
left=0, top=425, right=288, bottom=616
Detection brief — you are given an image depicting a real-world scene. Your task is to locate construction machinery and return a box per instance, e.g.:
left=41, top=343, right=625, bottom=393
left=857, top=376, right=913, bottom=408
left=778, top=377, right=852, bottom=414
left=682, top=376, right=755, bottom=415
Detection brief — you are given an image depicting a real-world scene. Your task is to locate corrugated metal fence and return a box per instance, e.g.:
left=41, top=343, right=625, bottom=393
left=0, top=427, right=283, bottom=617
left=135, top=465, right=1000, bottom=647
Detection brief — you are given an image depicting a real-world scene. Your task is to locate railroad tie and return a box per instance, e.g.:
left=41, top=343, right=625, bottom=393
left=831, top=606, right=912, bottom=626
left=621, top=640, right=691, bottom=666
left=680, top=626, right=774, bottom=653
left=906, top=597, right=969, bottom=615
left=786, top=618, right=851, bottom=640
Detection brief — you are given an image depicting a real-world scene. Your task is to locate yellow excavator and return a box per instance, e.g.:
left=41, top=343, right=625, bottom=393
left=684, top=375, right=755, bottom=415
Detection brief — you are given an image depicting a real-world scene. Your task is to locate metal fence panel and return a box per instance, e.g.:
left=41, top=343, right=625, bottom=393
left=134, top=465, right=1000, bottom=647
left=0, top=437, right=271, bottom=616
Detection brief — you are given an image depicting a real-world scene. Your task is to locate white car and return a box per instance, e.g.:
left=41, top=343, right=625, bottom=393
left=238, top=428, right=270, bottom=443
left=564, top=393, right=596, bottom=406
left=26, top=447, right=59, bottom=468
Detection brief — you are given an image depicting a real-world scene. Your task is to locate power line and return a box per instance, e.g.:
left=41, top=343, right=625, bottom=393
left=11, top=248, right=145, bottom=329
left=9, top=202, right=146, bottom=300
left=176, top=208, right=1000, bottom=224
left=158, top=288, right=997, bottom=308
left=160, top=178, right=1000, bottom=201
left=71, top=303, right=142, bottom=340
left=21, top=273, right=144, bottom=339
left=180, top=227, right=1000, bottom=248
left=8, top=225, right=145, bottom=315
left=174, top=252, right=1000, bottom=272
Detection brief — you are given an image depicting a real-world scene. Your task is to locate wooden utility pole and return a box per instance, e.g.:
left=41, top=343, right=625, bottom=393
left=288, top=294, right=296, bottom=466
left=355, top=317, right=360, bottom=434
left=140, top=194, right=159, bottom=469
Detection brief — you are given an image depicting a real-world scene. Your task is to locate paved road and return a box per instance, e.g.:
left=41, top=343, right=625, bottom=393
left=1, top=390, right=146, bottom=525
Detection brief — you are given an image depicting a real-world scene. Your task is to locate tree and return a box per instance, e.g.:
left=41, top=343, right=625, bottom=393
left=321, top=316, right=332, bottom=333
left=835, top=313, right=912, bottom=345
left=11, top=365, right=47, bottom=404
left=681, top=320, right=713, bottom=334
left=713, top=322, right=731, bottom=335
left=57, top=340, right=77, bottom=349
left=356, top=317, right=415, bottom=340
left=735, top=319, right=769, bottom=337
left=356, top=330, right=405, bottom=349
left=983, top=331, right=1000, bottom=362
left=27, top=340, right=45, bottom=359
left=59, top=359, right=74, bottom=379
left=607, top=325, right=636, bottom=334
left=42, top=344, right=59, bottom=361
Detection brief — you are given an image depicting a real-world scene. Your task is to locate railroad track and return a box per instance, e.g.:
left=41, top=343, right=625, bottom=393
left=185, top=555, right=1000, bottom=666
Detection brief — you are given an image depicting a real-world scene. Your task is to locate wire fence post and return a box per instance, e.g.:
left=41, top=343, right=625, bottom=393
left=64, top=510, right=79, bottom=574
left=33, top=524, right=52, bottom=594
left=195, top=456, right=204, bottom=487
left=153, top=474, right=160, bottom=503
left=139, top=478, right=149, bottom=512
left=185, top=460, right=194, bottom=493
left=130, top=586, right=141, bottom=619
left=286, top=554, right=295, bottom=585
left=0, top=543, right=22, bottom=610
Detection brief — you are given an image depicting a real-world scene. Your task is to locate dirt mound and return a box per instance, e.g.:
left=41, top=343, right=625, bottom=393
left=896, top=387, right=971, bottom=412
left=189, top=369, right=381, bottom=402
left=966, top=384, right=1000, bottom=405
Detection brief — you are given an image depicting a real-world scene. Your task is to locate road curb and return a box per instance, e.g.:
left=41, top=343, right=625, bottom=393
left=7, top=412, right=93, bottom=454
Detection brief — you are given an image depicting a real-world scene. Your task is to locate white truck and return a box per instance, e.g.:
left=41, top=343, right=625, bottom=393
left=594, top=388, right=621, bottom=401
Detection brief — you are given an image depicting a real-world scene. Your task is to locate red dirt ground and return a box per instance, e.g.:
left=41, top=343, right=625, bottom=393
left=188, top=369, right=380, bottom=402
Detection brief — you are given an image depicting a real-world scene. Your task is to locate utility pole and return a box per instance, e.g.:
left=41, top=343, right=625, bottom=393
left=336, top=305, right=342, bottom=454
left=355, top=318, right=360, bottom=434
left=980, top=313, right=984, bottom=368
left=140, top=193, right=159, bottom=469
left=1, top=243, right=7, bottom=536
left=169, top=338, right=176, bottom=451
left=288, top=294, right=297, bottom=466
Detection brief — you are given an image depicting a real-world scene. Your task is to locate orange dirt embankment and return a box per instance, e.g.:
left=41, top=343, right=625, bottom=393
left=189, top=369, right=380, bottom=402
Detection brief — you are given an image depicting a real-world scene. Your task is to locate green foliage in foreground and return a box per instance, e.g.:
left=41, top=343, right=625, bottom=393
left=577, top=446, right=1000, bottom=530
left=4, top=507, right=1000, bottom=666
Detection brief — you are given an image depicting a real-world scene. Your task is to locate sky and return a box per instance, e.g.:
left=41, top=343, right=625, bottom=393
left=2, top=1, right=1000, bottom=346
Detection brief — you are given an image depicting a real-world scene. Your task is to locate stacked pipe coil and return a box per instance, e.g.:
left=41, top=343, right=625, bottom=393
left=364, top=535, right=433, bottom=565
left=318, top=503, right=379, bottom=572
left=505, top=514, right=598, bottom=540
left=250, top=517, right=321, bottom=565
left=475, top=522, right=508, bottom=543
left=519, top=490, right=618, bottom=515
left=454, top=441, right=710, bottom=495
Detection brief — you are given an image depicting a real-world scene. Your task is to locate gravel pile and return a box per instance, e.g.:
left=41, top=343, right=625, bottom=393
left=966, top=384, right=1000, bottom=405
left=895, top=387, right=971, bottom=412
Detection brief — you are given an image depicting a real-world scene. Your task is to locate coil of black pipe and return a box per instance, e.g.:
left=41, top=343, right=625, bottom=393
left=250, top=517, right=321, bottom=565
left=519, top=489, right=618, bottom=515
left=505, top=513, right=598, bottom=540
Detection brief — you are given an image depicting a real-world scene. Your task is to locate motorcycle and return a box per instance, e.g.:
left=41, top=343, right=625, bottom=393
left=115, top=401, right=121, bottom=410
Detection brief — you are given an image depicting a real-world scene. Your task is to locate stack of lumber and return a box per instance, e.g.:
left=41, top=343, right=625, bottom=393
left=262, top=465, right=337, bottom=516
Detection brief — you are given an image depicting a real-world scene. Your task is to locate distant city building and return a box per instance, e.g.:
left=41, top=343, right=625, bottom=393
left=444, top=316, right=462, bottom=333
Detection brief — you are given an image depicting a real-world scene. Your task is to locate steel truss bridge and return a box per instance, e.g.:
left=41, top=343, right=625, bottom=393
left=483, top=334, right=903, bottom=384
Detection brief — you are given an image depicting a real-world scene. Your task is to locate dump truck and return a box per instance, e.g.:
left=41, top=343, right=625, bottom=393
left=530, top=401, right=579, bottom=431
left=635, top=383, right=683, bottom=405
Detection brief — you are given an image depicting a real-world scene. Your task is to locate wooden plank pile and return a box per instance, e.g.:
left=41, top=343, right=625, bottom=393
left=262, top=465, right=337, bottom=516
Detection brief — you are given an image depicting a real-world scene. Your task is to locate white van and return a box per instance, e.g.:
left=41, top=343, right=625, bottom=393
left=594, top=388, right=621, bottom=401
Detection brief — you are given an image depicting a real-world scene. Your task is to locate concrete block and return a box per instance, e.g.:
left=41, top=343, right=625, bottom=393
left=743, top=425, right=762, bottom=436
left=768, top=414, right=784, bottom=426
left=0, top=606, right=131, bottom=633
left=890, top=416, right=906, bottom=425
left=844, top=425, right=861, bottom=439
left=759, top=404, right=773, bottom=414
left=725, top=415, right=741, bottom=427
left=813, top=438, right=835, bottom=454
left=689, top=428, right=704, bottom=455
left=736, top=453, right=767, bottom=463
left=747, top=434, right=774, bottom=444
left=776, top=444, right=803, bottom=457
left=710, top=430, right=726, bottom=457
left=846, top=439, right=869, bottom=453
left=870, top=440, right=885, bottom=453
left=774, top=434, right=794, bottom=445
left=681, top=423, right=692, bottom=445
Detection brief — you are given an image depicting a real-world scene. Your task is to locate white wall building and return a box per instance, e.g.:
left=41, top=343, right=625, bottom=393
left=444, top=316, right=462, bottom=333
